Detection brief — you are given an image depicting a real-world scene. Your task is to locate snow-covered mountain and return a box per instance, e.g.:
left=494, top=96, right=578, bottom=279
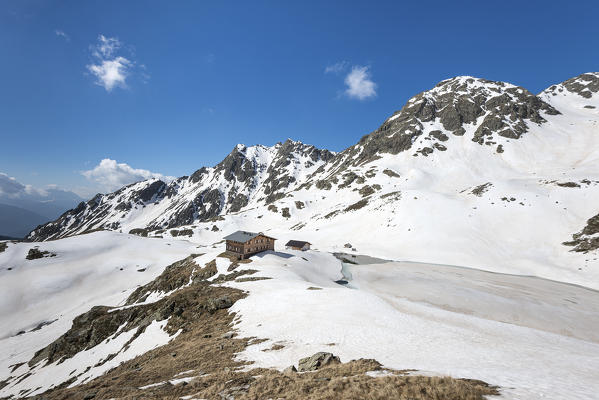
left=28, top=140, right=334, bottom=240
left=3, top=72, right=599, bottom=400
left=28, top=72, right=599, bottom=285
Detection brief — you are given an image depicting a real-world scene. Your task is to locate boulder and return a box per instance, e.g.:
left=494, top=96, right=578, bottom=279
left=206, top=296, right=233, bottom=312
left=221, top=331, right=235, bottom=339
left=297, top=352, right=340, bottom=372
left=283, top=365, right=297, bottom=374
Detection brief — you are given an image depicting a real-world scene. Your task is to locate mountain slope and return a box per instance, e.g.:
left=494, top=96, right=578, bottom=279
left=27, top=73, right=599, bottom=287
left=3, top=72, right=599, bottom=400
left=0, top=204, right=50, bottom=238
left=28, top=140, right=334, bottom=241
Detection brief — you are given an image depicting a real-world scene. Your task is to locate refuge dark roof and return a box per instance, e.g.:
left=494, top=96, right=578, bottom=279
left=285, top=240, right=311, bottom=247
left=223, top=230, right=276, bottom=243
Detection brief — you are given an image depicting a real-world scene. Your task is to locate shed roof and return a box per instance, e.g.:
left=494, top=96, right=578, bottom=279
left=223, top=230, right=276, bottom=243
left=285, top=240, right=311, bottom=247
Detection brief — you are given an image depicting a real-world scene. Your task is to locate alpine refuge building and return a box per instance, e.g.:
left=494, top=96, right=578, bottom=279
left=285, top=240, right=311, bottom=251
left=223, top=231, right=276, bottom=259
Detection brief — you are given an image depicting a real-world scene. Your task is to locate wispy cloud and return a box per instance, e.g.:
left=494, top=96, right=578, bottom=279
left=54, top=29, right=70, bottom=42
left=82, top=159, right=174, bottom=193
left=344, top=65, right=377, bottom=100
left=325, top=62, right=377, bottom=100
left=139, top=64, right=150, bottom=84
left=86, top=34, right=145, bottom=91
left=93, top=35, right=120, bottom=58
left=324, top=61, right=348, bottom=74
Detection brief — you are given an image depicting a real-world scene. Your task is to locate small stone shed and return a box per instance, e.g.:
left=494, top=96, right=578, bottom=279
left=285, top=240, right=311, bottom=251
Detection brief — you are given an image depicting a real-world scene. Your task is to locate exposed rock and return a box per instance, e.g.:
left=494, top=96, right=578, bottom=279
left=25, top=248, right=56, bottom=260
left=556, top=182, right=581, bottom=188
left=545, top=73, right=599, bottom=99
left=221, top=332, right=235, bottom=339
left=564, top=212, right=599, bottom=253
left=358, top=185, right=375, bottom=197
left=207, top=296, right=234, bottom=313
left=470, top=183, right=493, bottom=197
left=170, top=229, right=193, bottom=237
left=129, top=228, right=148, bottom=237
left=297, top=352, right=341, bottom=372
left=283, top=365, right=297, bottom=374
left=344, top=199, right=368, bottom=212
left=315, top=180, right=332, bottom=190
left=429, top=130, right=449, bottom=142
left=382, top=169, right=400, bottom=178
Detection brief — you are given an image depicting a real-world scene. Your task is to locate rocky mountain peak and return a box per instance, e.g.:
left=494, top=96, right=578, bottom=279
left=542, top=72, right=599, bottom=99
left=337, top=75, right=560, bottom=165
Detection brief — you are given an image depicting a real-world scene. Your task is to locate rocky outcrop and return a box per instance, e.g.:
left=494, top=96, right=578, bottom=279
left=297, top=352, right=341, bottom=372
left=563, top=212, right=599, bottom=253
left=544, top=72, right=599, bottom=99
left=334, top=76, right=559, bottom=166
left=25, top=247, right=56, bottom=260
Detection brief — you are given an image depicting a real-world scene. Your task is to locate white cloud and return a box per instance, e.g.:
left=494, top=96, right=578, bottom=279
left=94, top=34, right=121, bottom=58
left=54, top=29, right=70, bottom=42
left=344, top=66, right=377, bottom=100
left=86, top=34, right=144, bottom=92
left=82, top=159, right=174, bottom=193
left=87, top=56, right=132, bottom=91
left=0, top=173, right=27, bottom=196
left=0, top=173, right=54, bottom=198
left=325, top=61, right=348, bottom=74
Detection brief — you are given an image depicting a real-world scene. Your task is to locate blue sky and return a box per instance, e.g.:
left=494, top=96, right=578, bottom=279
left=1, top=0, right=598, bottom=198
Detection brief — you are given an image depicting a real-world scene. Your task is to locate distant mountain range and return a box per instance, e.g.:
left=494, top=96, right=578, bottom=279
left=0, top=175, right=82, bottom=238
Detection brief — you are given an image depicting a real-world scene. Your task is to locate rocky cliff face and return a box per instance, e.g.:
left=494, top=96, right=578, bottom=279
left=323, top=76, right=560, bottom=172
left=28, top=73, right=599, bottom=242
